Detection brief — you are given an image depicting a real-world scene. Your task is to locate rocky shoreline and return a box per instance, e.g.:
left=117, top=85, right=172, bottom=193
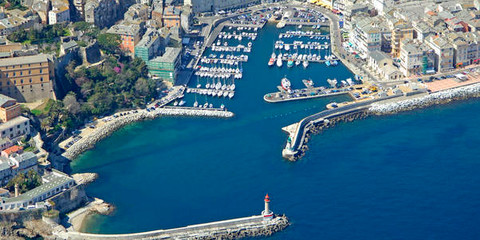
left=62, top=108, right=234, bottom=160
left=369, top=83, right=480, bottom=114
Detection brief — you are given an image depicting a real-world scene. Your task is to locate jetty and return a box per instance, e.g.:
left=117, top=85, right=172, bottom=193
left=282, top=94, right=402, bottom=161
left=58, top=195, right=289, bottom=240
left=264, top=86, right=352, bottom=103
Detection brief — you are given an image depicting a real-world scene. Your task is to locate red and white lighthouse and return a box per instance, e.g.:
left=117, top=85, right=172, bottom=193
left=262, top=194, right=273, bottom=220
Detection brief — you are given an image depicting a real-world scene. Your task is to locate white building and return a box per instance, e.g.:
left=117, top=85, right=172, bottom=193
left=0, top=116, right=30, bottom=140
left=399, top=39, right=436, bottom=77
left=425, top=35, right=455, bottom=72
left=48, top=6, right=71, bottom=25
left=0, top=169, right=75, bottom=210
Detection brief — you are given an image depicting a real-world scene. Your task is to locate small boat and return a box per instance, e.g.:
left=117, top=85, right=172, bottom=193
left=228, top=92, right=234, bottom=98
left=302, top=79, right=314, bottom=88
left=221, top=104, right=225, bottom=109
left=209, top=103, right=213, bottom=108
left=303, top=60, right=309, bottom=68
left=281, top=77, right=292, bottom=93
left=248, top=42, right=252, bottom=47
left=325, top=60, right=331, bottom=67
left=276, top=58, right=283, bottom=67
left=179, top=100, right=186, bottom=106
left=268, top=57, right=275, bottom=67
left=295, top=59, right=301, bottom=66
left=285, top=44, right=290, bottom=51
left=287, top=58, right=294, bottom=68
left=173, top=101, right=179, bottom=106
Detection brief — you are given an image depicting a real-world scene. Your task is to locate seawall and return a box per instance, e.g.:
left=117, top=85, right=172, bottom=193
left=62, top=108, right=234, bottom=160
left=370, top=83, right=480, bottom=114
left=59, top=214, right=289, bottom=240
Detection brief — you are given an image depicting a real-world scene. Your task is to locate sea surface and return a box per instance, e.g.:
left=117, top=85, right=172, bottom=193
left=71, top=24, right=480, bottom=239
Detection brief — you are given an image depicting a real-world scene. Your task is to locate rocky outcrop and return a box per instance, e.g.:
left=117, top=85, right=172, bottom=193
left=72, top=173, right=98, bottom=185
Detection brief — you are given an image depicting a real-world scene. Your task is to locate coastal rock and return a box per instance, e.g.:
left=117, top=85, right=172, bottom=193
left=72, top=173, right=99, bottom=185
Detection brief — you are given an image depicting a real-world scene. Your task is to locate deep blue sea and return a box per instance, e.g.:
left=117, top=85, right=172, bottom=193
left=71, top=24, right=480, bottom=239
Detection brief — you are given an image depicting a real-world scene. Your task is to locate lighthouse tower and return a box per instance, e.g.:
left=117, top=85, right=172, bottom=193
left=262, top=194, right=273, bottom=220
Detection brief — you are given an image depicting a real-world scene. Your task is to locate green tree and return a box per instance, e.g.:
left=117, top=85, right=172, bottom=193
left=6, top=170, right=42, bottom=194
left=97, top=33, right=121, bottom=54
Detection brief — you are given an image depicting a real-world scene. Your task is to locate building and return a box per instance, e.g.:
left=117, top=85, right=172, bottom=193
left=0, top=94, right=20, bottom=123
left=0, top=138, right=12, bottom=152
left=124, top=3, right=150, bottom=22
left=85, top=0, right=121, bottom=29
left=1, top=145, right=23, bottom=158
left=368, top=50, right=405, bottom=81
left=0, top=116, right=30, bottom=140
left=0, top=151, right=38, bottom=185
left=425, top=35, right=455, bottom=72
left=391, top=21, right=414, bottom=58
left=148, top=47, right=181, bottom=83
left=107, top=22, right=143, bottom=55
left=350, top=16, right=389, bottom=58
left=163, top=6, right=181, bottom=28
left=135, top=29, right=161, bottom=63
left=0, top=169, right=75, bottom=210
left=0, top=9, right=40, bottom=36
left=184, top=0, right=259, bottom=14
left=399, top=39, right=436, bottom=77
left=48, top=6, right=71, bottom=25
left=0, top=54, right=56, bottom=102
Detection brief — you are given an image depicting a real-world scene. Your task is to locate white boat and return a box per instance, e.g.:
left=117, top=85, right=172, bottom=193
left=173, top=101, right=179, bottom=106
left=281, top=77, right=292, bottom=93
left=303, top=60, right=309, bottom=68
left=223, top=91, right=229, bottom=97
left=179, top=100, right=186, bottom=106
left=295, top=59, right=301, bottom=66
left=276, top=58, right=283, bottom=67
left=228, top=92, right=234, bottom=98
left=285, top=44, right=290, bottom=51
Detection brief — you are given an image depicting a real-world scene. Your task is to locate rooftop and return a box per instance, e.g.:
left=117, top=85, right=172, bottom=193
left=0, top=116, right=29, bottom=131
left=107, top=23, right=141, bottom=36
left=0, top=94, right=15, bottom=107
left=150, top=47, right=181, bottom=63
left=5, top=169, right=74, bottom=203
left=0, top=54, right=50, bottom=67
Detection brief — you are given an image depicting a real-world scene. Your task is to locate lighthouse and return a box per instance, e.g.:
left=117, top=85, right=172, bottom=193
left=262, top=194, right=273, bottom=220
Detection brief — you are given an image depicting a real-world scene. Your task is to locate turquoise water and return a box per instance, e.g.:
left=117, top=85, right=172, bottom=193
left=71, top=24, right=480, bottom=239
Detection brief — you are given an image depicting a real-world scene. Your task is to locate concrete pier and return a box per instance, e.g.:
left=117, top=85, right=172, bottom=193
left=282, top=95, right=401, bottom=161
left=264, top=86, right=352, bottom=103
left=60, top=214, right=289, bottom=240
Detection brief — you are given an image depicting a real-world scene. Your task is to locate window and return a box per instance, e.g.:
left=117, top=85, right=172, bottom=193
left=29, top=78, right=32, bottom=83
left=5, top=73, right=8, bottom=77
left=28, top=70, right=31, bottom=74
left=39, top=69, right=42, bottom=73
left=20, top=72, right=22, bottom=76
left=40, top=77, right=43, bottom=82
left=20, top=79, right=23, bottom=83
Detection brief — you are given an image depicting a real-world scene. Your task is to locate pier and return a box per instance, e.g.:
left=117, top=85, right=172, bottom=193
left=264, top=86, right=352, bottom=103
left=282, top=94, right=402, bottom=160
left=58, top=195, right=288, bottom=240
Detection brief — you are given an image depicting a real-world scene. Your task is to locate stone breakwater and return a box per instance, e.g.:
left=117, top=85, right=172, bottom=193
left=369, top=83, right=480, bottom=114
left=63, top=108, right=234, bottom=160
left=61, top=215, right=289, bottom=240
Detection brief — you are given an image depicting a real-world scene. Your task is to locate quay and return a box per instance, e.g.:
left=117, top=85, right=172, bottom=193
left=264, top=86, right=352, bottom=103
left=58, top=195, right=289, bottom=240
left=282, top=94, right=402, bottom=161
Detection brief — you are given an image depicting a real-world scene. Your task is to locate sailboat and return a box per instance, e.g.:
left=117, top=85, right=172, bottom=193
left=194, top=94, right=198, bottom=108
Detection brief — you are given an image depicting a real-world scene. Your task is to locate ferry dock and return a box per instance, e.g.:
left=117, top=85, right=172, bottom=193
left=264, top=86, right=352, bottom=103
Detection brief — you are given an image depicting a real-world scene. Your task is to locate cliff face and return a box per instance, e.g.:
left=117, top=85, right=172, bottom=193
left=50, top=185, right=89, bottom=214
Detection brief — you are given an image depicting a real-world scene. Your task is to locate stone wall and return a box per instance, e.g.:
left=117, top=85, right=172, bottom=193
left=50, top=185, right=89, bottom=214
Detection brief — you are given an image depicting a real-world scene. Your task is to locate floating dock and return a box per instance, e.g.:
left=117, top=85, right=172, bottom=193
left=264, top=86, right=352, bottom=103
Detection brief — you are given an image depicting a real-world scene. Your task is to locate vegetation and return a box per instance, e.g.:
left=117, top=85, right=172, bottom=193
left=6, top=170, right=42, bottom=194
left=72, top=21, right=100, bottom=38
left=7, top=24, right=69, bottom=44
left=37, top=55, right=156, bottom=134
left=97, top=33, right=121, bottom=54
left=0, top=0, right=27, bottom=10
left=42, top=209, right=59, bottom=218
